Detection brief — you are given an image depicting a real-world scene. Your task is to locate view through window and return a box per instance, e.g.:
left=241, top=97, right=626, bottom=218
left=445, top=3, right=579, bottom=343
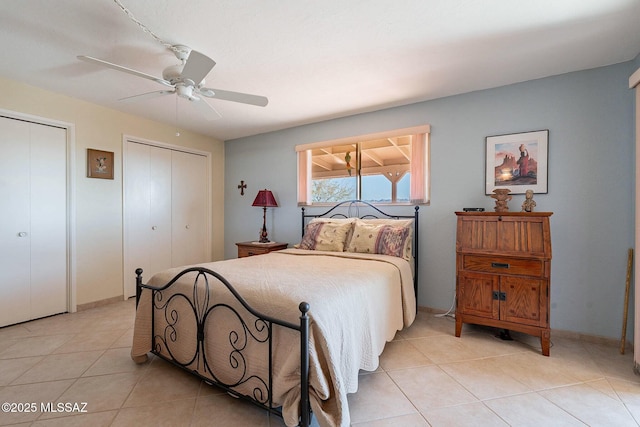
left=296, top=126, right=430, bottom=205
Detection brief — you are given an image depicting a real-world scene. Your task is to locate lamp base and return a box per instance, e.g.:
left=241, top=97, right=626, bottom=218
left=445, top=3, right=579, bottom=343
left=258, top=226, right=270, bottom=243
left=259, top=207, right=270, bottom=243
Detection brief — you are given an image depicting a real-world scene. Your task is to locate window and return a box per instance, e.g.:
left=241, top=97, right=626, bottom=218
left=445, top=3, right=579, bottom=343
left=296, top=125, right=430, bottom=205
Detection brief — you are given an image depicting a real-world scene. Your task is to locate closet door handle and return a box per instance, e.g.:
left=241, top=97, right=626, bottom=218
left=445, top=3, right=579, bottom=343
left=185, top=225, right=190, bottom=229
left=18, top=231, right=28, bottom=237
left=151, top=226, right=158, bottom=230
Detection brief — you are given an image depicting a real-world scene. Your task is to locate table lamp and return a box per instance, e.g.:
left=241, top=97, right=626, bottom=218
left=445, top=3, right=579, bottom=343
left=252, top=189, right=278, bottom=243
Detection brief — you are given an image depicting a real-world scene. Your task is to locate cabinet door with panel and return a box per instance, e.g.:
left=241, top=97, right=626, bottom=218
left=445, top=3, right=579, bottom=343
left=457, top=271, right=547, bottom=326
left=500, top=275, right=547, bottom=327
left=457, top=271, right=498, bottom=319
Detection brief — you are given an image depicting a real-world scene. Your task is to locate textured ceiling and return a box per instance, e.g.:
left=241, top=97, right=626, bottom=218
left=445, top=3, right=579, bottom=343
left=2, top=0, right=639, bottom=141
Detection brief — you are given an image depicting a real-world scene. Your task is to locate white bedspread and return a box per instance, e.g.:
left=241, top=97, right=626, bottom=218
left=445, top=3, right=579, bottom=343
left=131, top=248, right=416, bottom=427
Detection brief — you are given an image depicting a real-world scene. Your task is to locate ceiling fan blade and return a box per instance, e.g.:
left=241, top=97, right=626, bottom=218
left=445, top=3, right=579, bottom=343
left=118, top=90, right=175, bottom=103
left=199, top=87, right=268, bottom=107
left=190, top=98, right=222, bottom=121
left=180, top=50, right=216, bottom=86
left=77, top=55, right=172, bottom=87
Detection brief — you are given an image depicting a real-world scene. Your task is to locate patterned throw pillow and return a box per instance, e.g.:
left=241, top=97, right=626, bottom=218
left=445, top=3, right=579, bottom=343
left=309, top=217, right=356, bottom=247
left=346, top=221, right=411, bottom=259
left=299, top=221, right=353, bottom=251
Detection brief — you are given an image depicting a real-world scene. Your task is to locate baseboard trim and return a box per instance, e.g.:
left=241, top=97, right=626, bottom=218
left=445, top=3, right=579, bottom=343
left=551, top=328, right=634, bottom=351
left=76, top=295, right=124, bottom=312
left=417, top=305, right=634, bottom=351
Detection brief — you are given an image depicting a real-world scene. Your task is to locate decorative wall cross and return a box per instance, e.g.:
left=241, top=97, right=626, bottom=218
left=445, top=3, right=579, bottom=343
left=238, top=180, right=247, bottom=195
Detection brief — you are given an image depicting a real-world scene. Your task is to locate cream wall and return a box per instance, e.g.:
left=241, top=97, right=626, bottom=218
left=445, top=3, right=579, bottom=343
left=0, top=76, right=225, bottom=306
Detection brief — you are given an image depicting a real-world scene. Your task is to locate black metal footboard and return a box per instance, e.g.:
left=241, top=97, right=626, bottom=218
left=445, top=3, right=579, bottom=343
left=135, top=267, right=312, bottom=427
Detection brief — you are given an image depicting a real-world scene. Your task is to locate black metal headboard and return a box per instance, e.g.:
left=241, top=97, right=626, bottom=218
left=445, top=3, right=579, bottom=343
left=301, top=200, right=420, bottom=306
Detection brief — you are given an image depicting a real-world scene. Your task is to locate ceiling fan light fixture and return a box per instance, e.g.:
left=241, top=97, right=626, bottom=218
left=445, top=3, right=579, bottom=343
left=175, top=84, right=194, bottom=99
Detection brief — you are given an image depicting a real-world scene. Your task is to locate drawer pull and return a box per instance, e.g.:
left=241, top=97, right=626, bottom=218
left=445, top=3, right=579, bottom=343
left=491, top=262, right=510, bottom=269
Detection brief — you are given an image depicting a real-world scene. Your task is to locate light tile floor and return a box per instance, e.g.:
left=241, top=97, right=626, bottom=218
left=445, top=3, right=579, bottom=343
left=1, top=299, right=639, bottom=426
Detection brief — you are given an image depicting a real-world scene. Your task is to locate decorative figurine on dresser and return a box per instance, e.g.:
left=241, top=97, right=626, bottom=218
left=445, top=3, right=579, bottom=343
left=490, top=188, right=512, bottom=212
left=454, top=210, right=553, bottom=356
left=521, top=189, right=536, bottom=212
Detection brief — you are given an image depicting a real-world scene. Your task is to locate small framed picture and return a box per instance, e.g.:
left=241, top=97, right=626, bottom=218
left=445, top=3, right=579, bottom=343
left=87, top=148, right=114, bottom=179
left=485, top=130, right=548, bottom=195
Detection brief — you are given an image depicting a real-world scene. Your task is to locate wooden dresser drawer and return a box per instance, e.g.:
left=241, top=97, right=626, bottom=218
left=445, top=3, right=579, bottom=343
left=462, top=255, right=544, bottom=277
left=238, top=246, right=270, bottom=257
left=236, top=241, right=288, bottom=258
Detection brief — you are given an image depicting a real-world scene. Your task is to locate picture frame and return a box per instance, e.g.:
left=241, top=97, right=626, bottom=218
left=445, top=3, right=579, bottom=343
left=485, top=130, right=548, bottom=195
left=87, top=148, right=114, bottom=179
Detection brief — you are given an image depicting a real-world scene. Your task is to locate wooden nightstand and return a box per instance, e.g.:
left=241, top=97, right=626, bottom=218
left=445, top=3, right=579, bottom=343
left=236, top=241, right=288, bottom=258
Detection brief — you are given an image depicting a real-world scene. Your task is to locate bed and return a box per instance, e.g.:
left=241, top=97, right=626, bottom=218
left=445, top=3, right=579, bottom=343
left=131, top=200, right=419, bottom=427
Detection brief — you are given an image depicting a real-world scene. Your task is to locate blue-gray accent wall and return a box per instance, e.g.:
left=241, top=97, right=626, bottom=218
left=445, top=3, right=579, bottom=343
left=225, top=60, right=636, bottom=341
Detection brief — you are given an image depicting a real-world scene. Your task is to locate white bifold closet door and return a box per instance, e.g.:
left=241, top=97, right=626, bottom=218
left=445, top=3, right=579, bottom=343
left=124, top=141, right=208, bottom=298
left=171, top=149, right=208, bottom=268
left=124, top=142, right=172, bottom=294
left=0, top=116, right=67, bottom=327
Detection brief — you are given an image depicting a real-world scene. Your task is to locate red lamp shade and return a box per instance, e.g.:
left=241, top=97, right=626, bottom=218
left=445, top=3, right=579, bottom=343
left=252, top=189, right=278, bottom=208
left=252, top=189, right=278, bottom=243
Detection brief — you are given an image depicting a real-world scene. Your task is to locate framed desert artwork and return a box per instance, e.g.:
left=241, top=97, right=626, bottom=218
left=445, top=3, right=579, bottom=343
left=87, top=148, right=114, bottom=179
left=485, top=130, right=548, bottom=195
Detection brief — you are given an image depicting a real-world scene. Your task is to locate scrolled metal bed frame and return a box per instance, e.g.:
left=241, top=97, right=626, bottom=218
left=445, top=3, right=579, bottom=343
left=135, top=267, right=312, bottom=426
left=135, top=200, right=419, bottom=427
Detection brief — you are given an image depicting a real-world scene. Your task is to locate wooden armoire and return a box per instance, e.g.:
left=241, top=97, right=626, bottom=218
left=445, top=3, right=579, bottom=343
left=455, top=211, right=553, bottom=356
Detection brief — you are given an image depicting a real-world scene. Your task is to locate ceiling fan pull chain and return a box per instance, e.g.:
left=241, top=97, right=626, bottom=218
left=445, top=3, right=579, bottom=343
left=175, top=95, right=180, bottom=137
left=112, top=0, right=178, bottom=54
left=76, top=1, right=268, bottom=124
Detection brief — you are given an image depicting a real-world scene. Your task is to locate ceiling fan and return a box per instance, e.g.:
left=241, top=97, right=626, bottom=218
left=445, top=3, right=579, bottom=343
left=78, top=45, right=268, bottom=121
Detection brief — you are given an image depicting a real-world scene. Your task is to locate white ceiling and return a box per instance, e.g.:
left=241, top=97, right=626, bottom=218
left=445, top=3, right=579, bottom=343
left=2, top=0, right=640, bottom=141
